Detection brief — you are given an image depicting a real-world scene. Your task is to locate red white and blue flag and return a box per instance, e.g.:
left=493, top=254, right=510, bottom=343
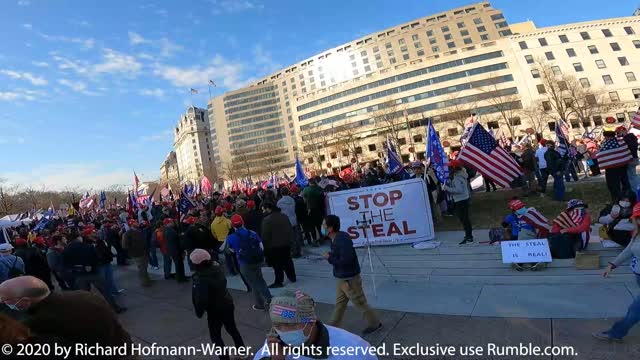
left=597, top=137, right=632, bottom=169
left=631, top=107, right=640, bottom=128
left=458, top=123, right=523, bottom=188
left=555, top=119, right=570, bottom=157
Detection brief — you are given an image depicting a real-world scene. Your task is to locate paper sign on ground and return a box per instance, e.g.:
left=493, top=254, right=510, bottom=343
left=501, top=239, right=552, bottom=264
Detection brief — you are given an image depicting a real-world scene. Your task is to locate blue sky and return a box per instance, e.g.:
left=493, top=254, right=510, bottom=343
left=0, top=0, right=636, bottom=190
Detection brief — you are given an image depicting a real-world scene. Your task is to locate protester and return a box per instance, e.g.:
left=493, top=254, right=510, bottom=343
left=544, top=141, right=565, bottom=201
left=157, top=219, right=174, bottom=279
left=0, top=243, right=24, bottom=283
left=536, top=139, right=549, bottom=194
left=618, top=126, right=639, bottom=193
left=164, top=218, right=188, bottom=283
left=0, top=276, right=132, bottom=348
left=261, top=201, right=297, bottom=288
left=46, top=235, right=71, bottom=290
left=185, top=214, right=218, bottom=266
left=598, top=193, right=635, bottom=247
left=593, top=203, right=640, bottom=342
left=14, top=238, right=54, bottom=291
left=190, top=249, right=246, bottom=360
left=242, top=200, right=263, bottom=235
left=141, top=220, right=159, bottom=270
left=601, top=128, right=631, bottom=200
left=443, top=160, right=474, bottom=245
left=91, top=227, right=123, bottom=296
left=322, top=215, right=382, bottom=335
left=277, top=187, right=303, bottom=258
left=226, top=214, right=272, bottom=310
left=254, top=289, right=378, bottom=360
left=502, top=199, right=548, bottom=271
left=302, top=178, right=324, bottom=243
left=122, top=219, right=152, bottom=287
left=551, top=199, right=591, bottom=251
left=520, top=143, right=538, bottom=196
left=212, top=206, right=238, bottom=275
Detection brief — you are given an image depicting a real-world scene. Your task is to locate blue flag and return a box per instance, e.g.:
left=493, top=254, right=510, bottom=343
left=426, top=120, right=449, bottom=183
left=99, top=191, right=107, bottom=209
left=178, top=191, right=195, bottom=216
left=33, top=217, right=50, bottom=232
left=294, top=156, right=309, bottom=187
left=386, top=136, right=409, bottom=177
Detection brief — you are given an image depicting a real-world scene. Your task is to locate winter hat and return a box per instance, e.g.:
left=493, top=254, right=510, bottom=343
left=184, top=216, right=198, bottom=225
left=230, top=214, right=244, bottom=228
left=567, top=199, right=587, bottom=210
left=127, top=219, right=138, bottom=227
left=189, top=248, right=211, bottom=265
left=269, top=289, right=317, bottom=324
left=214, top=206, right=224, bottom=216
left=508, top=199, right=525, bottom=211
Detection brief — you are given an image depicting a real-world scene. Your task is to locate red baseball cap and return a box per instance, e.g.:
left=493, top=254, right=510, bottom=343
left=184, top=216, right=198, bottom=225
left=231, top=214, right=244, bottom=227
left=15, top=238, right=28, bottom=246
left=447, top=159, right=463, bottom=168
left=224, top=202, right=233, bottom=211
left=508, top=199, right=526, bottom=211
left=163, top=218, right=174, bottom=225
left=81, top=228, right=95, bottom=238
left=289, top=185, right=299, bottom=194
left=214, top=206, right=224, bottom=216
left=127, top=219, right=138, bottom=227
left=246, top=200, right=256, bottom=209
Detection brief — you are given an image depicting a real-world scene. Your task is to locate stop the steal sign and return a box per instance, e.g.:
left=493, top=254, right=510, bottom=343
left=501, top=239, right=552, bottom=264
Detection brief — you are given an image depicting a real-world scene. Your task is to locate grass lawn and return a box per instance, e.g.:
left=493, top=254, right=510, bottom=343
left=434, top=179, right=612, bottom=231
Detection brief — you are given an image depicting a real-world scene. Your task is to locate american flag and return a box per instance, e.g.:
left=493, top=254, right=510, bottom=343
left=498, top=130, right=510, bottom=148
left=459, top=114, right=476, bottom=145
left=597, top=137, right=632, bottom=169
left=555, top=119, right=570, bottom=157
left=632, top=107, right=640, bottom=128
left=553, top=209, right=584, bottom=230
left=271, top=304, right=296, bottom=319
left=521, top=208, right=551, bottom=232
left=458, top=123, right=522, bottom=188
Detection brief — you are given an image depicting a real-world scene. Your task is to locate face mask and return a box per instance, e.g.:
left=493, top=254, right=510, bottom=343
left=515, top=208, right=527, bottom=216
left=276, top=324, right=310, bottom=346
left=5, top=298, right=24, bottom=311
left=620, top=201, right=631, bottom=208
left=320, top=227, right=328, bottom=236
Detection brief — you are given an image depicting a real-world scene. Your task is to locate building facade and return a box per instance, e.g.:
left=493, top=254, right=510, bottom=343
left=173, top=106, right=217, bottom=184
left=160, top=151, right=180, bottom=186
left=204, top=1, right=640, bottom=179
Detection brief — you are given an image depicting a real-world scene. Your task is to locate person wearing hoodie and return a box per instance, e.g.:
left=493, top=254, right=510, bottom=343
left=190, top=249, right=247, bottom=360
left=277, top=187, right=303, bottom=258
left=442, top=160, right=474, bottom=245
left=211, top=206, right=238, bottom=276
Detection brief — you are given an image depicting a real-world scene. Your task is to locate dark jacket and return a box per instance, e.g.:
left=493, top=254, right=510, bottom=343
left=185, top=223, right=217, bottom=250
left=26, top=291, right=132, bottom=347
left=261, top=211, right=293, bottom=249
left=122, top=229, right=147, bottom=258
left=192, top=265, right=234, bottom=318
left=163, top=225, right=181, bottom=257
left=624, top=133, right=638, bottom=159
left=302, top=184, right=323, bottom=211
left=62, top=240, right=99, bottom=273
left=95, top=238, right=114, bottom=266
left=15, top=247, right=52, bottom=286
left=520, top=148, right=537, bottom=171
left=545, top=149, right=564, bottom=173
left=242, top=209, right=263, bottom=234
left=293, top=194, right=310, bottom=226
left=327, top=231, right=361, bottom=279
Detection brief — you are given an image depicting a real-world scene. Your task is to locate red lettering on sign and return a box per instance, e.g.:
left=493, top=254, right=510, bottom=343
left=346, top=226, right=360, bottom=239
left=387, top=222, right=402, bottom=236
left=371, top=223, right=384, bottom=237
left=347, top=196, right=359, bottom=210
left=359, top=194, right=373, bottom=209
left=389, top=190, right=402, bottom=206
left=373, top=193, right=388, bottom=207
left=403, top=220, right=416, bottom=235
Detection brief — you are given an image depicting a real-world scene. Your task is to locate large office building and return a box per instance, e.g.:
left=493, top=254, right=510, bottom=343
left=172, top=106, right=217, bottom=184
left=203, top=1, right=640, bottom=180
left=159, top=151, right=180, bottom=186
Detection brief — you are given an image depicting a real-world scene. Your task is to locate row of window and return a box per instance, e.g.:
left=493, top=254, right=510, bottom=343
left=229, top=125, right=284, bottom=142
left=223, top=91, right=277, bottom=108
left=227, top=111, right=281, bottom=129
left=224, top=85, right=276, bottom=102
left=299, top=64, right=510, bottom=122
left=518, top=26, right=636, bottom=49
left=230, top=132, right=287, bottom=149
left=224, top=98, right=279, bottom=115
left=297, top=51, right=504, bottom=112
left=535, top=73, right=637, bottom=97
left=226, top=104, right=281, bottom=121
left=228, top=119, right=282, bottom=135
left=301, top=87, right=519, bottom=132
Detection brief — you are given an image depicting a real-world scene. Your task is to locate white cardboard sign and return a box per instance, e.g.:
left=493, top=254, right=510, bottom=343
left=501, top=239, right=552, bottom=264
left=326, top=178, right=434, bottom=247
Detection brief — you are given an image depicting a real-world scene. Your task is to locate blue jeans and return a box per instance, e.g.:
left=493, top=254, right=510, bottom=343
left=96, top=264, right=118, bottom=295
left=627, top=159, right=639, bottom=195
left=553, top=172, right=565, bottom=201
left=162, top=253, right=173, bottom=278
left=148, top=241, right=159, bottom=268
left=608, top=275, right=640, bottom=339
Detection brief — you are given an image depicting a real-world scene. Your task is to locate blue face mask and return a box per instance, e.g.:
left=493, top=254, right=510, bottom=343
left=515, top=208, right=527, bottom=216
left=320, top=227, right=328, bottom=236
left=5, top=298, right=24, bottom=311
left=276, top=324, right=310, bottom=346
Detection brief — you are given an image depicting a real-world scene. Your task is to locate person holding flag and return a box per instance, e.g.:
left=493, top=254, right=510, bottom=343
left=616, top=125, right=639, bottom=193
left=598, top=127, right=632, bottom=200
left=443, top=159, right=474, bottom=245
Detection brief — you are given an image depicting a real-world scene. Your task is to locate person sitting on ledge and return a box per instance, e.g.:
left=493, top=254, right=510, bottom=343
left=598, top=192, right=635, bottom=247
left=551, top=199, right=592, bottom=251
left=502, top=198, right=550, bottom=271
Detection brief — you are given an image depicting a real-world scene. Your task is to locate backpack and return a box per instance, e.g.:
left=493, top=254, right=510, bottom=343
left=8, top=257, right=24, bottom=279
left=236, top=230, right=264, bottom=265
left=489, top=227, right=506, bottom=244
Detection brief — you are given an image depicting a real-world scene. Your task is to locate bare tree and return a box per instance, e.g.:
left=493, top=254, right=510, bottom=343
left=433, top=93, right=478, bottom=144
left=520, top=101, right=551, bottom=138
left=0, top=178, right=19, bottom=216
left=331, top=124, right=365, bottom=167
left=535, top=58, right=575, bottom=123
left=372, top=99, right=408, bottom=153
left=564, top=76, right=618, bottom=129
left=301, top=126, right=330, bottom=171
left=481, top=76, right=523, bottom=139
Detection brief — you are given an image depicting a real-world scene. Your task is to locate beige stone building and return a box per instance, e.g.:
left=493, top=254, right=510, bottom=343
left=205, top=1, right=640, bottom=179
left=159, top=151, right=180, bottom=186
left=173, top=106, right=217, bottom=184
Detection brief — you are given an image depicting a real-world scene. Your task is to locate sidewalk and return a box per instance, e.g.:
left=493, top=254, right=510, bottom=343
left=115, top=265, right=639, bottom=360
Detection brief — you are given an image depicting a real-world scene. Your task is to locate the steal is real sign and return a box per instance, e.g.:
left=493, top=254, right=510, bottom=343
left=501, top=239, right=552, bottom=264
left=326, top=178, right=434, bottom=247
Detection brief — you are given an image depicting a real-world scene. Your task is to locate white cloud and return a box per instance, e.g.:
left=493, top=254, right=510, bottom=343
left=22, top=23, right=32, bottom=29
left=0, top=69, right=47, bottom=86
left=158, top=38, right=183, bottom=57
left=32, top=61, right=49, bottom=67
left=139, top=129, right=172, bottom=142
left=0, top=88, right=44, bottom=102
left=128, top=31, right=148, bottom=45
left=36, top=31, right=95, bottom=49
left=4, top=163, right=147, bottom=191
left=94, top=48, right=142, bottom=75
left=154, top=54, right=246, bottom=89
left=210, top=0, right=263, bottom=14
left=58, top=78, right=87, bottom=92
left=51, top=55, right=90, bottom=76
left=253, top=45, right=281, bottom=74
left=17, top=0, right=30, bottom=6
left=139, top=88, right=165, bottom=98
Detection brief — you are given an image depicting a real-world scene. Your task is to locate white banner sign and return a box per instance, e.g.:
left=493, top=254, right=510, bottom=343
left=501, top=239, right=552, bottom=264
left=326, top=178, right=434, bottom=247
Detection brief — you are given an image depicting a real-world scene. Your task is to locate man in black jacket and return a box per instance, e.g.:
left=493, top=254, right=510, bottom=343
left=261, top=202, right=296, bottom=288
left=322, top=215, right=381, bottom=335
left=544, top=141, right=565, bottom=201
left=520, top=143, right=538, bottom=196
left=618, top=126, right=639, bottom=192
left=163, top=219, right=188, bottom=283
left=190, top=249, right=245, bottom=360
